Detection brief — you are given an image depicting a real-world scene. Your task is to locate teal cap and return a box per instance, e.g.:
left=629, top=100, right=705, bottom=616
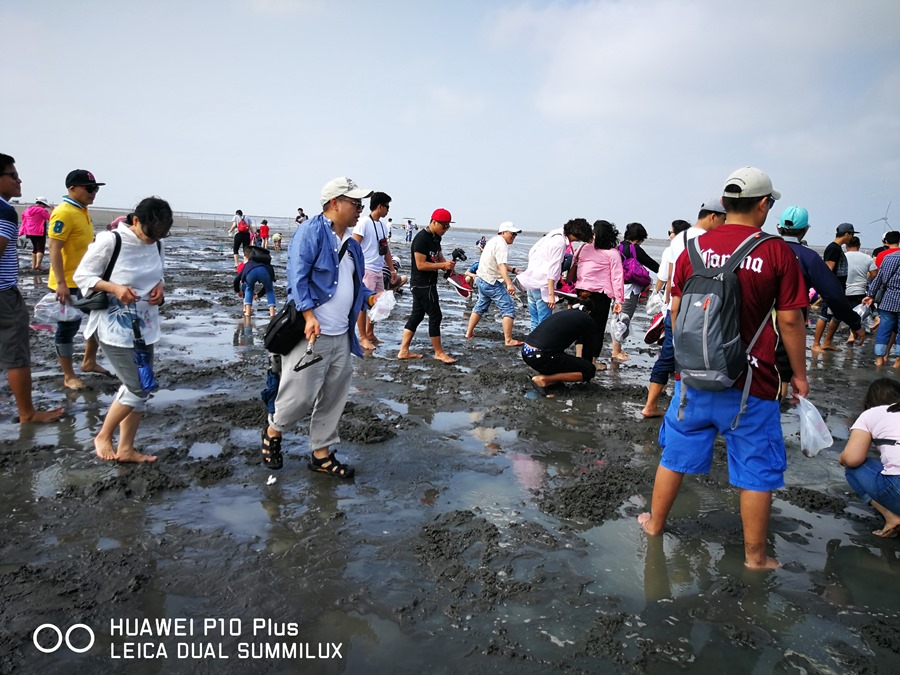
left=780, top=206, right=809, bottom=230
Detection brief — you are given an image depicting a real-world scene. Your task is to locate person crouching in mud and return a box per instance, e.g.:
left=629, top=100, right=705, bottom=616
left=521, top=303, right=598, bottom=397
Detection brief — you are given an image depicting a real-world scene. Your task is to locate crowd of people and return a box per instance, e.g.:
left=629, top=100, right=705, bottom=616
left=1, top=155, right=898, bottom=569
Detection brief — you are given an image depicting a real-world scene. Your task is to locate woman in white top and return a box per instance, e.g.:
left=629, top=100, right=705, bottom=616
left=840, top=377, right=900, bottom=537
left=74, top=197, right=172, bottom=463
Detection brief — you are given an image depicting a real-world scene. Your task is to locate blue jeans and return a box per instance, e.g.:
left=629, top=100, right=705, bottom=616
left=527, top=288, right=551, bottom=332
left=874, top=310, right=900, bottom=357
left=55, top=287, right=83, bottom=358
left=473, top=278, right=515, bottom=318
left=243, top=266, right=276, bottom=307
left=845, top=458, right=900, bottom=514
left=649, top=313, right=674, bottom=385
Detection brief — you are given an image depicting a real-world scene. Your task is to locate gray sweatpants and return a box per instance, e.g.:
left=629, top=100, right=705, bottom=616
left=100, top=341, right=154, bottom=411
left=269, top=332, right=352, bottom=450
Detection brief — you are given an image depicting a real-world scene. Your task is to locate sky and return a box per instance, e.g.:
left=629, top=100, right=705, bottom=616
left=3, top=0, right=899, bottom=245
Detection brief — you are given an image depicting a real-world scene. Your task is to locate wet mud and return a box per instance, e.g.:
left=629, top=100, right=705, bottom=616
left=1, top=224, right=899, bottom=673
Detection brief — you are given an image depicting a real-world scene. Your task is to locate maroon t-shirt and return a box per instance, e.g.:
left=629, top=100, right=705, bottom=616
left=672, top=224, right=807, bottom=400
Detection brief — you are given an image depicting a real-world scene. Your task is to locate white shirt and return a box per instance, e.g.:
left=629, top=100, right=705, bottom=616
left=664, top=226, right=705, bottom=309
left=516, top=228, right=568, bottom=300
left=845, top=250, right=877, bottom=296
left=73, top=227, right=165, bottom=348
left=476, top=235, right=510, bottom=284
left=352, top=215, right=389, bottom=272
left=314, top=232, right=355, bottom=336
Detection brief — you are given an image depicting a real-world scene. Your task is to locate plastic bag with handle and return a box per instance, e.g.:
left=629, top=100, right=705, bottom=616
left=367, top=290, right=397, bottom=322
left=797, top=396, right=833, bottom=457
left=645, top=291, right=665, bottom=316
left=33, top=292, right=83, bottom=323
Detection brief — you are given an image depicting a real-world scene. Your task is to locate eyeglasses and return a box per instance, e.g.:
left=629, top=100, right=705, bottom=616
left=766, top=196, right=775, bottom=209
left=0, top=172, right=20, bottom=180
left=337, top=196, right=363, bottom=209
left=437, top=222, right=451, bottom=230
left=81, top=185, right=99, bottom=194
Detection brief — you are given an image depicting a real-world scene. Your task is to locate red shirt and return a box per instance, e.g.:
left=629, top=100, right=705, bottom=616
left=672, top=224, right=807, bottom=400
left=259, top=224, right=270, bottom=238
left=875, top=247, right=900, bottom=268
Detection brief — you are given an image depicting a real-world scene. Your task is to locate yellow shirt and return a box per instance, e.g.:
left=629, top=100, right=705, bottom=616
left=47, top=197, right=95, bottom=289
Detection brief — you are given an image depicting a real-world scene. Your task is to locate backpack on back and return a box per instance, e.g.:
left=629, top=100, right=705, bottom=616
left=673, top=231, right=775, bottom=428
left=237, top=218, right=250, bottom=233
left=619, top=243, right=651, bottom=287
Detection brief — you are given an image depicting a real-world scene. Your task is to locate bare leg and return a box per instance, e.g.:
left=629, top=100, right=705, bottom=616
left=59, top=356, right=87, bottom=390
left=811, top=318, right=827, bottom=353
left=94, top=399, right=133, bottom=460
left=638, top=464, right=685, bottom=535
left=465, top=312, right=481, bottom=339
left=502, top=316, right=522, bottom=346
left=397, top=328, right=423, bottom=359
left=611, top=339, right=629, bottom=361
left=358, top=312, right=375, bottom=351
left=821, top=319, right=841, bottom=351
left=641, top=382, right=667, bottom=418
left=740, top=489, right=779, bottom=569
left=115, top=410, right=155, bottom=462
left=7, top=367, right=63, bottom=423
left=432, top=336, right=456, bottom=364
left=243, top=303, right=252, bottom=317
left=82, top=336, right=111, bottom=376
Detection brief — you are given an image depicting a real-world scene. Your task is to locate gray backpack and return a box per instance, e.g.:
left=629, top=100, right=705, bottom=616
left=673, top=231, right=776, bottom=429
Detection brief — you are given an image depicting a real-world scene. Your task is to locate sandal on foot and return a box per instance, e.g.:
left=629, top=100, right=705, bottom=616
left=261, top=430, right=283, bottom=470
left=308, top=451, right=355, bottom=479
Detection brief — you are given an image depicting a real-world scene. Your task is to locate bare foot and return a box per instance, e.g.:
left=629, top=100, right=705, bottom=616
left=641, top=406, right=665, bottom=418
left=19, top=407, right=64, bottom=423
left=893, top=358, right=900, bottom=370
left=82, top=364, right=113, bottom=377
left=94, top=436, right=117, bottom=461
left=505, top=339, right=524, bottom=347
left=434, top=353, right=457, bottom=364
left=360, top=339, right=376, bottom=351
left=874, top=520, right=900, bottom=538
left=370, top=336, right=383, bottom=345
left=811, top=345, right=826, bottom=354
left=744, top=556, right=780, bottom=570
left=464, top=332, right=475, bottom=339
left=64, top=375, right=89, bottom=391
left=638, top=512, right=663, bottom=535
left=821, top=343, right=841, bottom=352
left=397, top=350, right=424, bottom=360
left=612, top=352, right=629, bottom=362
left=876, top=356, right=886, bottom=367
left=116, top=448, right=157, bottom=463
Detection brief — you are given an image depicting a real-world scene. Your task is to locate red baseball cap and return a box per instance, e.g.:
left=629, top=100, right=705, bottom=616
left=431, top=208, right=453, bottom=224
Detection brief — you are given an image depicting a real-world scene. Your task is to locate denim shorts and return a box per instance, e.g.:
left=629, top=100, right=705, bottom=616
left=659, top=381, right=787, bottom=491
left=473, top=278, right=515, bottom=318
left=845, top=458, right=900, bottom=514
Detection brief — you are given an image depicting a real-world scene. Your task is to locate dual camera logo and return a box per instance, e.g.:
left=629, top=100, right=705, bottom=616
left=33, top=624, right=95, bottom=654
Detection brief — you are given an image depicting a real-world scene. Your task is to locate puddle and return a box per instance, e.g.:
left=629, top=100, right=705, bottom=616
left=188, top=442, right=222, bottom=459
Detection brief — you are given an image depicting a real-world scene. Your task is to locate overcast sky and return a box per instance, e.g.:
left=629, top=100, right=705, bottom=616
left=4, top=0, right=899, bottom=245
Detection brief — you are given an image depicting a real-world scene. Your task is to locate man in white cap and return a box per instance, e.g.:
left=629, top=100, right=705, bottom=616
left=464, top=222, right=524, bottom=346
left=260, top=177, right=378, bottom=479
left=639, top=167, right=809, bottom=570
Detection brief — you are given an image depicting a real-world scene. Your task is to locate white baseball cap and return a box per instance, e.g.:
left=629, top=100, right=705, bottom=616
left=498, top=221, right=522, bottom=234
left=320, top=177, right=372, bottom=207
left=35, top=196, right=50, bottom=206
left=722, top=167, right=781, bottom=200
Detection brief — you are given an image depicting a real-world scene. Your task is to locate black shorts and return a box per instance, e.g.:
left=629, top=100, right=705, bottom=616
left=27, top=235, right=46, bottom=254
left=521, top=346, right=596, bottom=381
left=233, top=231, right=251, bottom=254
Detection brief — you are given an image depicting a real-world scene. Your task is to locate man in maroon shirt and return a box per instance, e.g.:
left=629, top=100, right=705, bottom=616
left=639, top=167, right=809, bottom=570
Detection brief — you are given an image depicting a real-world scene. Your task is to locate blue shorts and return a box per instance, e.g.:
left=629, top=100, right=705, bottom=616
left=659, top=381, right=787, bottom=491
left=473, top=278, right=515, bottom=318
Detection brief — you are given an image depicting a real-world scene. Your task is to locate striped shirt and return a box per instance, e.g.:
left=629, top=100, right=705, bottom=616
left=869, top=251, right=900, bottom=313
left=0, top=197, right=19, bottom=291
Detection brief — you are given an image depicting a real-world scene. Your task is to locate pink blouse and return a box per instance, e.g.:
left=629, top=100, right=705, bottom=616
left=574, top=246, right=625, bottom=303
left=19, top=205, right=50, bottom=236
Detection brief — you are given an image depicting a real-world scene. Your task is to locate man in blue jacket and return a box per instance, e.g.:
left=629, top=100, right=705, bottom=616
left=260, top=177, right=378, bottom=477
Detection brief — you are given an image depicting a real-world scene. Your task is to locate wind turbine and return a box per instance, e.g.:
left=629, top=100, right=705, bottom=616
left=870, top=201, right=892, bottom=233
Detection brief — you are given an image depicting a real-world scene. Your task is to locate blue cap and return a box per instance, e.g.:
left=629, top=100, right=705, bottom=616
left=780, top=206, right=809, bottom=230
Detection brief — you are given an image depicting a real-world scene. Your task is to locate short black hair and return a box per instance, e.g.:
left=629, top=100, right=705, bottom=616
left=848, top=236, right=861, bottom=248
left=886, top=231, right=900, bottom=245
left=370, top=192, right=392, bottom=211
left=864, top=377, right=900, bottom=412
left=698, top=209, right=725, bottom=220
left=722, top=195, right=767, bottom=214
left=671, top=219, right=691, bottom=235
left=563, top=218, right=593, bottom=243
left=0, top=153, right=14, bottom=172
left=135, top=196, right=174, bottom=241
left=235, top=209, right=243, bottom=216
left=623, top=222, right=647, bottom=242
left=592, top=220, right=619, bottom=250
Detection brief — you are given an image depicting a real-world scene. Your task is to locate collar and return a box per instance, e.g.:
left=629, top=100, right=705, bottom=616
left=61, top=196, right=87, bottom=210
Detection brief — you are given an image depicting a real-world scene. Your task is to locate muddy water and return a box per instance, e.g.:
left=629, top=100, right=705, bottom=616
left=1, top=226, right=898, bottom=674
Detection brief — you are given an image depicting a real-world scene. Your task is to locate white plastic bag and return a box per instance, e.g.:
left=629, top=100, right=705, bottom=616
left=367, top=290, right=397, bottom=322
left=797, top=396, right=833, bottom=458
left=610, top=314, right=630, bottom=342
left=645, top=291, right=665, bottom=316
left=33, top=293, right=83, bottom=323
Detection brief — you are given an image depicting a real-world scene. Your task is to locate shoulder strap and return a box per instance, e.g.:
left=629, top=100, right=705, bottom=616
left=101, top=232, right=122, bottom=282
left=339, top=238, right=351, bottom=260
left=723, top=232, right=775, bottom=274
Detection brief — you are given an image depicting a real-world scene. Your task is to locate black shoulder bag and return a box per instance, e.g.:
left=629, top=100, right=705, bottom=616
left=73, top=232, right=122, bottom=313
left=264, top=239, right=353, bottom=355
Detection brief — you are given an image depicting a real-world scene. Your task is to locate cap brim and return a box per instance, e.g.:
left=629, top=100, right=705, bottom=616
left=770, top=189, right=781, bottom=200
left=344, top=188, right=372, bottom=200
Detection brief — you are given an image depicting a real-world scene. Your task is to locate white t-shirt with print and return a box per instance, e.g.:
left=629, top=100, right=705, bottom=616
left=477, top=235, right=510, bottom=285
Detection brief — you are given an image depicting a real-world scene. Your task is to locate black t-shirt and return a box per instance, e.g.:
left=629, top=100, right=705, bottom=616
left=526, top=309, right=596, bottom=354
left=823, top=241, right=848, bottom=286
left=410, top=228, right=443, bottom=286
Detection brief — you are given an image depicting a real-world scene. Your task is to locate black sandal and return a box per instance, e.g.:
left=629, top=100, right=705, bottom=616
left=308, top=451, right=355, bottom=479
left=260, top=430, right=283, bottom=470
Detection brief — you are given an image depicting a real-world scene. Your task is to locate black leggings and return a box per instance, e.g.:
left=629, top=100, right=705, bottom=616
left=405, top=286, right=443, bottom=337
left=233, top=231, right=251, bottom=254
left=579, top=290, right=612, bottom=358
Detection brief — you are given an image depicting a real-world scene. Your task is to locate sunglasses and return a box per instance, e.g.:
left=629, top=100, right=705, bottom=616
left=78, top=184, right=100, bottom=194
left=0, top=171, right=20, bottom=180
left=437, top=222, right=451, bottom=230
left=337, top=196, right=363, bottom=209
